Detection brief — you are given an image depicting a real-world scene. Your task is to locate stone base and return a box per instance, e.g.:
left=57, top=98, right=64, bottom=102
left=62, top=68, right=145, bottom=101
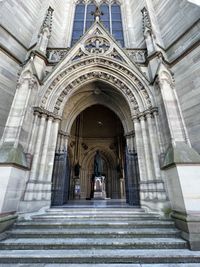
left=172, top=211, right=200, bottom=250
left=18, top=200, right=51, bottom=213
left=0, top=165, right=26, bottom=213
left=141, top=199, right=171, bottom=216
left=0, top=213, right=18, bottom=234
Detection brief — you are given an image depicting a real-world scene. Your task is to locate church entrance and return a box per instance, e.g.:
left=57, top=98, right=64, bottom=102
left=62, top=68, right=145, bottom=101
left=51, top=104, right=140, bottom=207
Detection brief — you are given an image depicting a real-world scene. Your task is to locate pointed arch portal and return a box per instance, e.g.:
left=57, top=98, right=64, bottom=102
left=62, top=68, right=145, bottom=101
left=51, top=80, right=140, bottom=206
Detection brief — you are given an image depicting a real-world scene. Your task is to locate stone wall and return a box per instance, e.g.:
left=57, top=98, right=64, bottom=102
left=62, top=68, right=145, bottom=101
left=152, top=0, right=200, bottom=48
left=172, top=46, right=200, bottom=153
left=0, top=52, right=19, bottom=138
left=0, top=0, right=200, bottom=153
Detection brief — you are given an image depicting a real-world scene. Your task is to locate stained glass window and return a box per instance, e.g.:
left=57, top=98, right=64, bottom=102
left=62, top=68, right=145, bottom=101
left=71, top=2, right=124, bottom=47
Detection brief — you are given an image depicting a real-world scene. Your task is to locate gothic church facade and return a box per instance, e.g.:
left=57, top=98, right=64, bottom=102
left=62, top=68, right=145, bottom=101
left=0, top=0, right=200, bottom=250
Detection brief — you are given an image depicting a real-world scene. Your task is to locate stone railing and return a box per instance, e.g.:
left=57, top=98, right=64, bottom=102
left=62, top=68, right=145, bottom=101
left=46, top=48, right=147, bottom=64
left=46, top=48, right=70, bottom=63
left=126, top=49, right=147, bottom=64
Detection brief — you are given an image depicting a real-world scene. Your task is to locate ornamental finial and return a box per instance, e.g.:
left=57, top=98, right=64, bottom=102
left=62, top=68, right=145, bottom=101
left=40, top=6, right=54, bottom=34
left=141, top=7, right=152, bottom=32
left=92, top=5, right=103, bottom=22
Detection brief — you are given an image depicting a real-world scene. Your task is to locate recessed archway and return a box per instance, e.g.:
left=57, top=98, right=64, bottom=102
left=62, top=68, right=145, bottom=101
left=51, top=81, right=140, bottom=206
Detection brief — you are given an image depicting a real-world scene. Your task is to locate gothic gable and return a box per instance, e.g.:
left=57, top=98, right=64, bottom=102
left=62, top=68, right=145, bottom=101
left=44, top=20, right=148, bottom=83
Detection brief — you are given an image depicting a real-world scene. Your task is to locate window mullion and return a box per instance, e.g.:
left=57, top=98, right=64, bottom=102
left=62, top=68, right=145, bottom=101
left=109, top=4, right=112, bottom=35
left=83, top=4, right=87, bottom=34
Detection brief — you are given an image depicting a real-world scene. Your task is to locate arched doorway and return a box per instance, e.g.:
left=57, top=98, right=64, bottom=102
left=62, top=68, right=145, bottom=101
left=51, top=82, right=140, bottom=206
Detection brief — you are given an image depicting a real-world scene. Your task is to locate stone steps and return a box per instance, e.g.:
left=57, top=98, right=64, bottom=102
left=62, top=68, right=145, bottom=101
left=0, top=249, right=200, bottom=264
left=1, top=264, right=200, bottom=267
left=15, top=220, right=175, bottom=229
left=0, top=237, right=187, bottom=250
left=1, top=207, right=200, bottom=264
left=8, top=227, right=180, bottom=238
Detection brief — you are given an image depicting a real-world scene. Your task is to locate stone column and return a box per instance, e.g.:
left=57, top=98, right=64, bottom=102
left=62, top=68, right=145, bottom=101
left=38, top=116, right=53, bottom=181
left=146, top=112, right=160, bottom=180
left=152, top=109, right=165, bottom=154
left=133, top=116, right=147, bottom=200
left=45, top=118, right=60, bottom=200
left=29, top=113, right=47, bottom=181
left=139, top=115, right=154, bottom=180
left=27, top=111, right=40, bottom=155
left=139, top=115, right=156, bottom=199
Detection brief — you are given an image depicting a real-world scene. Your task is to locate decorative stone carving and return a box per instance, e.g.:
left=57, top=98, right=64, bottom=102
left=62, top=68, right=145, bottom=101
left=40, top=6, right=54, bottom=35
left=51, top=70, right=140, bottom=114
left=141, top=7, right=152, bottom=32
left=126, top=49, right=147, bottom=64
left=33, top=107, right=61, bottom=121
left=47, top=49, right=70, bottom=63
left=41, top=57, right=152, bottom=113
left=47, top=48, right=147, bottom=64
left=84, top=36, right=110, bottom=54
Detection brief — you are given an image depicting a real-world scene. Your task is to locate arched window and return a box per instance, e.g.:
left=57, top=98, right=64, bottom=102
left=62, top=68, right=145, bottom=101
left=71, top=1, right=124, bottom=47
left=71, top=3, right=85, bottom=46
left=111, top=3, right=124, bottom=47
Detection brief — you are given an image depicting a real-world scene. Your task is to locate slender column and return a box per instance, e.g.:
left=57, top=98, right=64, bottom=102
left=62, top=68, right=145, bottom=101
left=27, top=112, right=40, bottom=154
left=140, top=115, right=155, bottom=199
left=45, top=118, right=60, bottom=200
left=38, top=116, right=53, bottom=181
left=133, top=117, right=147, bottom=200
left=139, top=115, right=154, bottom=181
left=146, top=112, right=161, bottom=180
left=29, top=114, right=47, bottom=180
left=153, top=109, right=165, bottom=154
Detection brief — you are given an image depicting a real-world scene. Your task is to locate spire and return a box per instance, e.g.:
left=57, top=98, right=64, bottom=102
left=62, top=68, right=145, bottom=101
left=141, top=7, right=152, bottom=32
left=92, top=5, right=103, bottom=22
left=37, top=6, right=54, bottom=54
left=40, top=6, right=54, bottom=35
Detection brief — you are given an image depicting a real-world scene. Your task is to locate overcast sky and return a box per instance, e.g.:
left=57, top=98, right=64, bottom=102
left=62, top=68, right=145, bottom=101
left=188, top=0, right=200, bottom=5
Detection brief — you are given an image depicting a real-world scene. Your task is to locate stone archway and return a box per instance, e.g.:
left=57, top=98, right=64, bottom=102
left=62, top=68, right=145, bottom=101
left=51, top=96, right=139, bottom=205
left=20, top=55, right=168, bottom=211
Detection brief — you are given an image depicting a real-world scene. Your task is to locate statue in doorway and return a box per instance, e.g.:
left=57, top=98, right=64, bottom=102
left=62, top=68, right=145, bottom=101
left=74, top=162, right=81, bottom=177
left=94, top=150, right=103, bottom=177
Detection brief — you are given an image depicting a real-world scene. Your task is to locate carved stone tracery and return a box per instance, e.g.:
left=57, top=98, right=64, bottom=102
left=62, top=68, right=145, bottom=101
left=52, top=70, right=140, bottom=115
left=41, top=57, right=153, bottom=114
left=84, top=36, right=111, bottom=54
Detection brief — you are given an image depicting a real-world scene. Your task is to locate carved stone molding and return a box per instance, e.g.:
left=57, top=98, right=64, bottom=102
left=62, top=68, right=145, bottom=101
left=84, top=36, right=111, bottom=55
left=41, top=57, right=152, bottom=113
left=132, top=107, right=158, bottom=122
left=52, top=70, right=140, bottom=114
left=47, top=49, right=70, bottom=63
left=47, top=48, right=147, bottom=64
left=33, top=107, right=61, bottom=121
left=126, top=49, right=147, bottom=64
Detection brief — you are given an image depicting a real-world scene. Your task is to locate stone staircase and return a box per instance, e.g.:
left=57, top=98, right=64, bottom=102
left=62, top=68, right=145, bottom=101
left=0, top=207, right=200, bottom=265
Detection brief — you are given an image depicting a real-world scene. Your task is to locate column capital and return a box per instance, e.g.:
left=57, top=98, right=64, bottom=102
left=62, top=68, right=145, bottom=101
left=40, top=113, right=48, bottom=119
left=124, top=130, right=135, bottom=139
left=138, top=114, right=146, bottom=121
left=33, top=107, right=62, bottom=121
left=58, top=130, right=70, bottom=138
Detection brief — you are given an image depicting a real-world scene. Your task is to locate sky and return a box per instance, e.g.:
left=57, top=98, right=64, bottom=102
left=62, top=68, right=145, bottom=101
left=188, top=0, right=200, bottom=5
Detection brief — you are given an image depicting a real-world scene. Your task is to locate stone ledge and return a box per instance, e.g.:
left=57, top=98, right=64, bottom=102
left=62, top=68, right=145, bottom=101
left=0, top=142, right=28, bottom=169
left=161, top=142, right=200, bottom=169
left=171, top=211, right=200, bottom=250
left=0, top=213, right=18, bottom=234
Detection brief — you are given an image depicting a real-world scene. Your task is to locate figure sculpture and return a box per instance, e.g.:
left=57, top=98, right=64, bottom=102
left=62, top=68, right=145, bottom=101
left=94, top=150, right=103, bottom=177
